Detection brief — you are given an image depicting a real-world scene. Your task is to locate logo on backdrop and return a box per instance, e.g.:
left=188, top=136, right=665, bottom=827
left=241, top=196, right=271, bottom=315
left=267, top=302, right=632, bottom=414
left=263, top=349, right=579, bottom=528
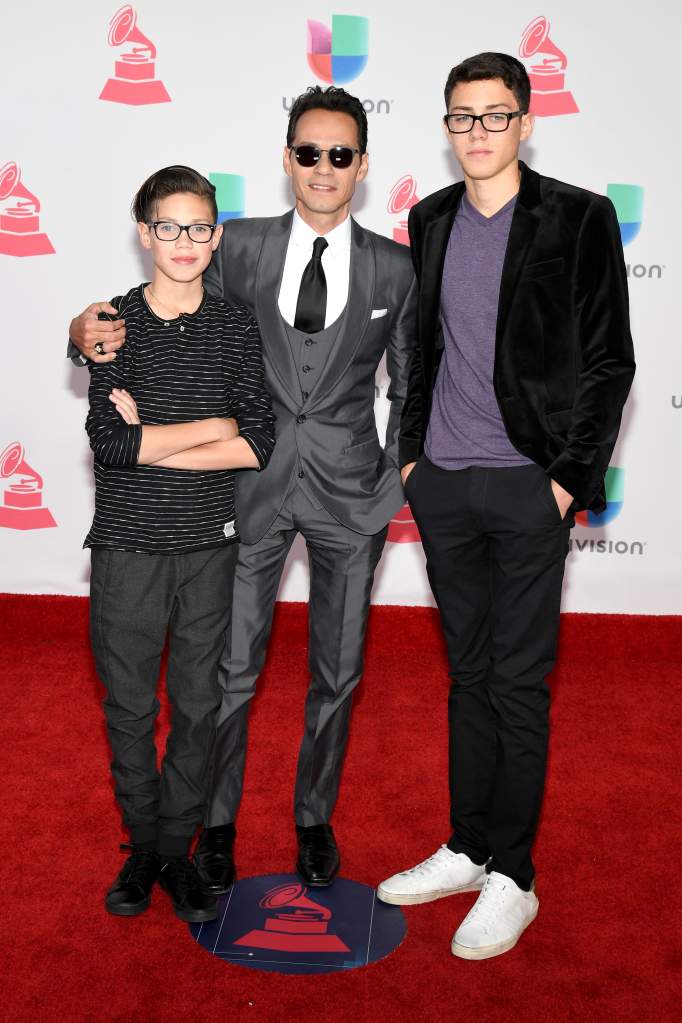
left=307, top=15, right=369, bottom=84
left=209, top=173, right=245, bottom=223
left=576, top=467, right=624, bottom=528
left=605, top=183, right=663, bottom=279
left=0, top=162, right=54, bottom=258
left=374, top=208, right=423, bottom=547
left=570, top=467, right=645, bottom=555
left=0, top=443, right=57, bottom=530
left=519, top=16, right=579, bottom=116
left=607, top=184, right=644, bottom=246
left=388, top=502, right=421, bottom=544
left=387, top=175, right=420, bottom=246
left=189, top=873, right=406, bottom=974
left=99, top=5, right=171, bottom=106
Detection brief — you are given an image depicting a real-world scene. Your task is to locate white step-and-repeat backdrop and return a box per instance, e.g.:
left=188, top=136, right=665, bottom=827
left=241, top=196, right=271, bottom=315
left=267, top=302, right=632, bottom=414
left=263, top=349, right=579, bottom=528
left=1, top=1, right=680, bottom=612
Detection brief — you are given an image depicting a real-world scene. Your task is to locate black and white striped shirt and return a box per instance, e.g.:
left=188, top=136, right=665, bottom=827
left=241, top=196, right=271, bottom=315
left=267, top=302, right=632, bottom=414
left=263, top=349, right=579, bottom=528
left=84, top=284, right=275, bottom=555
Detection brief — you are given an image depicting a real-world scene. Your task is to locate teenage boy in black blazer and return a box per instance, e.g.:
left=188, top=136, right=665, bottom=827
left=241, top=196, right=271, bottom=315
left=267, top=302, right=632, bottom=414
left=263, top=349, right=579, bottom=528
left=378, top=52, right=635, bottom=960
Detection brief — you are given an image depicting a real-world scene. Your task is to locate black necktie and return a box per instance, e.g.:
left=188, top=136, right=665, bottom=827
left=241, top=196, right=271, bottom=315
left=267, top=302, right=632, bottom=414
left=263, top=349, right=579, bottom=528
left=294, top=236, right=328, bottom=334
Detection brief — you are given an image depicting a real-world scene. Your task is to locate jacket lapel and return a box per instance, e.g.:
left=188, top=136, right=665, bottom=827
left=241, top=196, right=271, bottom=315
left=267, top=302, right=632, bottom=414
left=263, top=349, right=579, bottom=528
left=419, top=184, right=464, bottom=376
left=495, top=162, right=543, bottom=347
left=306, top=218, right=375, bottom=409
left=254, top=210, right=300, bottom=403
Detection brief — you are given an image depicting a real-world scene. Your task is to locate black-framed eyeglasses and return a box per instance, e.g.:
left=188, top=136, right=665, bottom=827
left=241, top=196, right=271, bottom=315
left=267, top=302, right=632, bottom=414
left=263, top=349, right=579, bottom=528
left=290, top=144, right=360, bottom=168
left=444, top=110, right=527, bottom=134
left=148, top=221, right=218, bottom=242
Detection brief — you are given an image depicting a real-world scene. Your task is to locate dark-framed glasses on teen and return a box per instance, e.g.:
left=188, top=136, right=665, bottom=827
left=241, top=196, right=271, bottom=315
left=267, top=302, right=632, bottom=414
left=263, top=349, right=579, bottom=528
left=148, top=222, right=218, bottom=242
left=444, top=111, right=527, bottom=133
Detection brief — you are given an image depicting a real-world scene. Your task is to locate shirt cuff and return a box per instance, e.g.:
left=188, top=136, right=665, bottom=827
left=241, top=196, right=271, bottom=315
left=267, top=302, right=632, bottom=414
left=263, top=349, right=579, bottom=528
left=238, top=433, right=272, bottom=471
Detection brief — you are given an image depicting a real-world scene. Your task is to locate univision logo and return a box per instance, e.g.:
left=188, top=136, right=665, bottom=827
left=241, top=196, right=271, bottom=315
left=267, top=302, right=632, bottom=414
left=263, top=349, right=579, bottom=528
left=209, top=174, right=245, bottom=223
left=607, top=184, right=643, bottom=246
left=571, top=467, right=645, bottom=555
left=307, top=15, right=368, bottom=84
left=575, top=466, right=623, bottom=527
left=607, top=184, right=663, bottom=278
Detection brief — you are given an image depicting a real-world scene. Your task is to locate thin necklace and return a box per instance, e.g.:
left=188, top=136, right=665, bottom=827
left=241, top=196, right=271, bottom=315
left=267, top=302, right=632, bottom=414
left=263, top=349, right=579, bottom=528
left=146, top=285, right=203, bottom=319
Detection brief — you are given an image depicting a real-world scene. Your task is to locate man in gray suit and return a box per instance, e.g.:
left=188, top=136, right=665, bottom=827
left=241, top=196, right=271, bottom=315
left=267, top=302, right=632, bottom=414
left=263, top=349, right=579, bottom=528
left=69, top=86, right=416, bottom=888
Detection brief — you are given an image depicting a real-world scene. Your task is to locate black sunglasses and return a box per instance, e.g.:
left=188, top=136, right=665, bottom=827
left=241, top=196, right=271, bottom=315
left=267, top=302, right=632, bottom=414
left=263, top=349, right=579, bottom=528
left=290, top=144, right=360, bottom=169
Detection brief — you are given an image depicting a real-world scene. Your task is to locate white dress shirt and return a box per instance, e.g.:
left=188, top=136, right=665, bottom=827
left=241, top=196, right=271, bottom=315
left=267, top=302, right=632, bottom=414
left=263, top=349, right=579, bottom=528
left=278, top=211, right=351, bottom=328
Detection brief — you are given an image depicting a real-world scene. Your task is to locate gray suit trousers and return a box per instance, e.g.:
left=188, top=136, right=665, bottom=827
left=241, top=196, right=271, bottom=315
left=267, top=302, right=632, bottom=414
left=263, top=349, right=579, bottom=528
left=206, top=485, right=387, bottom=827
left=90, top=545, right=238, bottom=857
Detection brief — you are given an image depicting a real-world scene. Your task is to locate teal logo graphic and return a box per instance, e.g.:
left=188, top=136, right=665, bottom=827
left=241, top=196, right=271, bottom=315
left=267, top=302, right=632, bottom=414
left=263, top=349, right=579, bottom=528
left=307, top=15, right=369, bottom=84
left=209, top=173, right=245, bottom=223
left=576, top=467, right=624, bottom=527
left=607, top=184, right=643, bottom=246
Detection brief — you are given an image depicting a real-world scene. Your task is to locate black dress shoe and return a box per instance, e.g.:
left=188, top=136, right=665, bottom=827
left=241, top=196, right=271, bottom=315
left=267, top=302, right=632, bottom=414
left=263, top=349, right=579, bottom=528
left=296, top=824, right=340, bottom=886
left=194, top=824, right=236, bottom=895
left=158, top=857, right=219, bottom=922
left=105, top=845, right=160, bottom=917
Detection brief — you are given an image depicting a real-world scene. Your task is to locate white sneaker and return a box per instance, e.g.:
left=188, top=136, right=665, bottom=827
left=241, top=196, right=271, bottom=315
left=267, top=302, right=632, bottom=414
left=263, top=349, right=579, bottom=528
left=377, top=845, right=487, bottom=905
left=451, top=871, right=539, bottom=960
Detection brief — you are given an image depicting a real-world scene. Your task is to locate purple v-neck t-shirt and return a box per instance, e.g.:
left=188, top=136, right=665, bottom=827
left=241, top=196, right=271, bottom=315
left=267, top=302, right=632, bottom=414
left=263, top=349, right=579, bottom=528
left=425, top=192, right=532, bottom=470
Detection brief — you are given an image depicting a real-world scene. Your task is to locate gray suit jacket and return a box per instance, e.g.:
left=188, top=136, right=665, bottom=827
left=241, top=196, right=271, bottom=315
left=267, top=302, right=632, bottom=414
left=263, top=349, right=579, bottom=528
left=204, top=211, right=417, bottom=544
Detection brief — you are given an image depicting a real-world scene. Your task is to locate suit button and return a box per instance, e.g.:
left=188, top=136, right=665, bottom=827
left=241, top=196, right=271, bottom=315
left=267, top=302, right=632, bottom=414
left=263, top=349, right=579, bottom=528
left=297, top=414, right=307, bottom=424
left=302, top=365, right=311, bottom=373
left=298, top=470, right=305, bottom=478
left=302, top=391, right=309, bottom=399
left=305, top=339, right=314, bottom=346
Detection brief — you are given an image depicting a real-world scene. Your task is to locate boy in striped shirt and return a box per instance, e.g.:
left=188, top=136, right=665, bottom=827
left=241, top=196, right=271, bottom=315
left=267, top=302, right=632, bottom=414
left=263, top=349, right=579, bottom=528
left=84, top=166, right=274, bottom=923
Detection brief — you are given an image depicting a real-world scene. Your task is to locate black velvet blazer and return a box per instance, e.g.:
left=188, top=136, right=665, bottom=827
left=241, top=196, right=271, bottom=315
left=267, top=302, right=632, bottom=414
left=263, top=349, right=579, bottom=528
left=398, top=161, right=635, bottom=512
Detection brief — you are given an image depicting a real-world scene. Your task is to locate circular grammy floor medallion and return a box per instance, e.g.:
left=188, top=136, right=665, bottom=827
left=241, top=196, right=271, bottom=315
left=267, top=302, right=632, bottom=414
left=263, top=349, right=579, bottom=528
left=189, top=874, right=407, bottom=975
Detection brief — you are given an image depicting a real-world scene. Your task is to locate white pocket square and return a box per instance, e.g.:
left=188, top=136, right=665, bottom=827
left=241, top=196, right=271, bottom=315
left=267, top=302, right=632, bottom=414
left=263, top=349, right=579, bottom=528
left=371, top=308, right=388, bottom=319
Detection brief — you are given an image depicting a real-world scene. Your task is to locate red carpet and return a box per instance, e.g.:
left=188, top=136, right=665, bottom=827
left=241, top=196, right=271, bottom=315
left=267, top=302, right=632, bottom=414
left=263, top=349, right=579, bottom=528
left=1, top=596, right=679, bottom=1022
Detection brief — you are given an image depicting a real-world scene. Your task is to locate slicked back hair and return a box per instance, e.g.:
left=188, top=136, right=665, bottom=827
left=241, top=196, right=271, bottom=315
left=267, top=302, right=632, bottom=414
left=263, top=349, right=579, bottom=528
left=132, top=165, right=218, bottom=224
left=286, top=85, right=368, bottom=154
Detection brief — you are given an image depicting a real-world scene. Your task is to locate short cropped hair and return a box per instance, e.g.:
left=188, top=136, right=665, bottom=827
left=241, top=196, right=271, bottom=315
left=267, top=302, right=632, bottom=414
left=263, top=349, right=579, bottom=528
left=444, top=52, right=531, bottom=113
left=132, top=165, right=218, bottom=223
left=286, top=85, right=368, bottom=154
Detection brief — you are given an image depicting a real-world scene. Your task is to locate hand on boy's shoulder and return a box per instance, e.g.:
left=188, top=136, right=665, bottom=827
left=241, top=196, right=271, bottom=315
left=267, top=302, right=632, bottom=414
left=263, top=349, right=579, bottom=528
left=69, top=301, right=127, bottom=363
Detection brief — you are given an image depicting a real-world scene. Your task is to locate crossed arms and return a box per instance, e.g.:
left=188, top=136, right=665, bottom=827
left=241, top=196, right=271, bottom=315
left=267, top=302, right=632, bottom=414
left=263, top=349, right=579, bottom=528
left=84, top=314, right=275, bottom=473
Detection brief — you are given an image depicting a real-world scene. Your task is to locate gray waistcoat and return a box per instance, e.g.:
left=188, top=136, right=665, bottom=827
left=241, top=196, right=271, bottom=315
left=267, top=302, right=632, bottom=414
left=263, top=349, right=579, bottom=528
left=283, top=313, right=345, bottom=504
left=284, top=314, right=344, bottom=397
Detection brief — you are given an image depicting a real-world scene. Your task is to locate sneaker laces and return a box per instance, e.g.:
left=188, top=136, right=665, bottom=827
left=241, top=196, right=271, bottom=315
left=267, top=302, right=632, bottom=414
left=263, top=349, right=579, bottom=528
left=403, top=845, right=458, bottom=877
left=465, top=874, right=510, bottom=926
left=160, top=856, right=198, bottom=895
left=119, top=844, right=159, bottom=887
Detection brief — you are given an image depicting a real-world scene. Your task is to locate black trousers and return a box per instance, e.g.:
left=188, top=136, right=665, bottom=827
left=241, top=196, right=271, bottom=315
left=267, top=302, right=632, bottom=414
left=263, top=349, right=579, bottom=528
left=405, top=458, right=572, bottom=890
left=89, top=545, right=237, bottom=857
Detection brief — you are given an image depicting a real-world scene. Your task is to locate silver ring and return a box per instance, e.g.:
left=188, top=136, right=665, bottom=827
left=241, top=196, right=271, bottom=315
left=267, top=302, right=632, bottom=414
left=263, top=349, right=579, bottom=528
left=94, top=342, right=105, bottom=355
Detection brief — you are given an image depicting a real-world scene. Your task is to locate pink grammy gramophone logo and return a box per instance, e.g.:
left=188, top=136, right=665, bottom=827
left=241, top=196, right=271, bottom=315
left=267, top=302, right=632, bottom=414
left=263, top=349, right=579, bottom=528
left=0, top=162, right=54, bottom=258
left=519, top=16, right=579, bottom=117
left=99, top=5, right=171, bottom=106
left=0, top=443, right=57, bottom=530
left=387, top=175, right=420, bottom=247
left=386, top=175, right=422, bottom=544
left=388, top=502, right=421, bottom=544
left=234, top=882, right=350, bottom=953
